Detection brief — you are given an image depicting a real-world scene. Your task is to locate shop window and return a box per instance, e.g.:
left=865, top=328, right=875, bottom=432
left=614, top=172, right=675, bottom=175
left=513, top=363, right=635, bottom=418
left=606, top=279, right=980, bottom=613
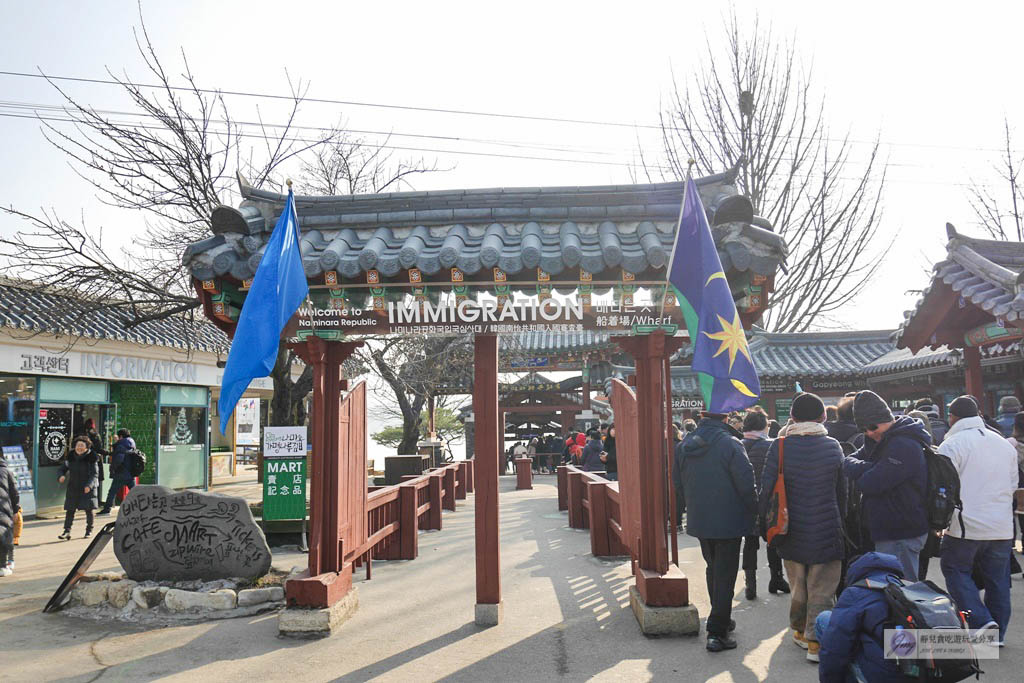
left=160, top=406, right=205, bottom=446
left=0, top=375, right=37, bottom=466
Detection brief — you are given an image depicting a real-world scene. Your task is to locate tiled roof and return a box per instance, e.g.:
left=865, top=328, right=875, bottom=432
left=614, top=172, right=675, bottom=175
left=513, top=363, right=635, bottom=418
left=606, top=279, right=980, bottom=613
left=0, top=281, right=228, bottom=353
left=863, top=340, right=1020, bottom=377
left=500, top=330, right=612, bottom=355
left=897, top=224, right=1024, bottom=349
left=183, top=170, right=787, bottom=290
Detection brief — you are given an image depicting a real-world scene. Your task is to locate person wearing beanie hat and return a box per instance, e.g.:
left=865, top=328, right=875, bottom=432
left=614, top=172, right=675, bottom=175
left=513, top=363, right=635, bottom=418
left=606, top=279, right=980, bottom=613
left=937, top=394, right=1018, bottom=644
left=996, top=395, right=1022, bottom=437
left=759, top=393, right=843, bottom=662
left=843, top=391, right=930, bottom=583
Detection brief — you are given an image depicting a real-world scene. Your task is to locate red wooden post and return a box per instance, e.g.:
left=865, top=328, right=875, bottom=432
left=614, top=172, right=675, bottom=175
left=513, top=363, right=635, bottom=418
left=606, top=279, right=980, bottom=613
left=965, top=346, right=984, bottom=405
left=556, top=465, right=568, bottom=511
left=515, top=458, right=533, bottom=490
left=664, top=356, right=679, bottom=568
left=567, top=469, right=584, bottom=529
left=442, top=466, right=457, bottom=511
left=616, top=332, right=688, bottom=608
left=587, top=480, right=611, bottom=556
left=455, top=462, right=468, bottom=499
left=465, top=459, right=474, bottom=493
left=473, top=333, right=501, bottom=624
left=399, top=483, right=419, bottom=560
left=427, top=472, right=443, bottom=530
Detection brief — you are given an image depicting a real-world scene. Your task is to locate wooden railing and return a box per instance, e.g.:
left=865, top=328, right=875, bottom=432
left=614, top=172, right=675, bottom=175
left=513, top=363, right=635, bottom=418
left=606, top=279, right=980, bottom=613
left=355, top=460, right=473, bottom=572
left=558, top=465, right=630, bottom=558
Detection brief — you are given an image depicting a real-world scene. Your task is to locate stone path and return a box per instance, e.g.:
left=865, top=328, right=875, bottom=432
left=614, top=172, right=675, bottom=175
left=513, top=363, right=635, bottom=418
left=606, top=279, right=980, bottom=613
left=2, top=474, right=1024, bottom=681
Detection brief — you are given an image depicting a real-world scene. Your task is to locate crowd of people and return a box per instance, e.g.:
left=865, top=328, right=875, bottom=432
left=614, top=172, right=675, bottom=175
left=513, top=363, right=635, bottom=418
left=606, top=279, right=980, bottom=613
left=503, top=424, right=620, bottom=480
left=676, top=389, right=1022, bottom=681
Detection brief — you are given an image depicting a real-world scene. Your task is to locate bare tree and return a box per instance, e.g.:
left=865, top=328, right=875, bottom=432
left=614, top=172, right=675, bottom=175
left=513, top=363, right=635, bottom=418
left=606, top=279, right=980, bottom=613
left=642, top=11, right=889, bottom=332
left=299, top=127, right=439, bottom=196
left=967, top=119, right=1024, bottom=242
left=0, top=10, right=333, bottom=425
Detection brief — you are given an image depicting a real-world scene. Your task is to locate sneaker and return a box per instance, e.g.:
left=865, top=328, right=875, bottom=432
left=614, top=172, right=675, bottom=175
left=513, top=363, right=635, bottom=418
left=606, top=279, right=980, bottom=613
left=706, top=634, right=737, bottom=652
left=97, top=508, right=111, bottom=516
left=806, top=641, right=820, bottom=662
left=972, top=620, right=999, bottom=643
left=793, top=630, right=808, bottom=649
left=0, top=567, right=11, bottom=577
left=58, top=530, right=71, bottom=541
left=84, top=529, right=92, bottom=539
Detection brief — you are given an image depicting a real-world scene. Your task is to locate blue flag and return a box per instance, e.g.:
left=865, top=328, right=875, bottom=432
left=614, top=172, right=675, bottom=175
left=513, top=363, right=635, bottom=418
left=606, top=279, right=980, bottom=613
left=217, top=190, right=308, bottom=433
left=666, top=178, right=760, bottom=413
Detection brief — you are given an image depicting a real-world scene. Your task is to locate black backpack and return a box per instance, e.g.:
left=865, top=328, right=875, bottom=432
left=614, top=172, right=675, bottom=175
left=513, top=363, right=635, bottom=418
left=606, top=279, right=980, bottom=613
left=127, top=449, right=147, bottom=478
left=855, top=576, right=982, bottom=681
left=922, top=445, right=964, bottom=532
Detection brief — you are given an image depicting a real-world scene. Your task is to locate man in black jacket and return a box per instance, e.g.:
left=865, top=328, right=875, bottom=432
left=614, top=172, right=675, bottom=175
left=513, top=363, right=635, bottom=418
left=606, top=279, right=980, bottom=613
left=741, top=410, right=788, bottom=599
left=99, top=429, right=137, bottom=515
left=677, top=413, right=758, bottom=652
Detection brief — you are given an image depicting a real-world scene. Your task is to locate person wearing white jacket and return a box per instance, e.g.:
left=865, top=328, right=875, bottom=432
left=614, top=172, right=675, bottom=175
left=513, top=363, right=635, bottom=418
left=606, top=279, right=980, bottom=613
left=938, top=395, right=1018, bottom=645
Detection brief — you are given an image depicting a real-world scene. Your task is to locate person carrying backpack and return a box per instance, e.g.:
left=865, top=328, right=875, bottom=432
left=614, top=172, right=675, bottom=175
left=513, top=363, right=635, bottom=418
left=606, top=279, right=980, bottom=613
left=816, top=551, right=909, bottom=683
left=99, top=428, right=137, bottom=515
left=843, top=391, right=930, bottom=582
left=938, top=395, right=1018, bottom=645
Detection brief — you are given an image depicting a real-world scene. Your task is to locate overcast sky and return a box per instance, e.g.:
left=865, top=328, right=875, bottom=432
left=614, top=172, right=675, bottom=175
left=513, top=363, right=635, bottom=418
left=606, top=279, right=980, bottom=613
left=2, top=1, right=1022, bottom=456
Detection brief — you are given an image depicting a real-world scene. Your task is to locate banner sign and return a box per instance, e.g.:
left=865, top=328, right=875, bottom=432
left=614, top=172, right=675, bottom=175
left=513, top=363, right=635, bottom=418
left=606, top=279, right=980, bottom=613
left=297, top=299, right=682, bottom=336
left=263, top=426, right=307, bottom=458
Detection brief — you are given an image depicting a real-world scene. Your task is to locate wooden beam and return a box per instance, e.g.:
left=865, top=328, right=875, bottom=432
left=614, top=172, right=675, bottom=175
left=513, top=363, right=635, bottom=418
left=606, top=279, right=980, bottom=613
left=473, top=334, right=501, bottom=623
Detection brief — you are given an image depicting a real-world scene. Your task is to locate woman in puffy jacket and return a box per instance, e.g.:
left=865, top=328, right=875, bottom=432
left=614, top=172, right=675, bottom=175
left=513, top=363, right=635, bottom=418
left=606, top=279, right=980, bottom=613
left=58, top=435, right=100, bottom=540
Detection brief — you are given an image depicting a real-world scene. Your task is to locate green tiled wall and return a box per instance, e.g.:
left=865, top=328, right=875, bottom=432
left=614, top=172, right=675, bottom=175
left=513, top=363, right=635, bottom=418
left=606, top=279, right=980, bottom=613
left=110, top=383, right=158, bottom=484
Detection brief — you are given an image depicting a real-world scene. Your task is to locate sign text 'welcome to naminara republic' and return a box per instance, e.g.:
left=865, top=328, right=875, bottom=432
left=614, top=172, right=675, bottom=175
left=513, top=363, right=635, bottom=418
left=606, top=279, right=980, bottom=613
left=296, top=298, right=683, bottom=336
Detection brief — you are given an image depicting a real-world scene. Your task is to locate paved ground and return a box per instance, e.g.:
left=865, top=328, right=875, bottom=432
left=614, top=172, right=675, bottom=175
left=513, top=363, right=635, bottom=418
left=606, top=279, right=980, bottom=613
left=3, top=474, right=1024, bottom=682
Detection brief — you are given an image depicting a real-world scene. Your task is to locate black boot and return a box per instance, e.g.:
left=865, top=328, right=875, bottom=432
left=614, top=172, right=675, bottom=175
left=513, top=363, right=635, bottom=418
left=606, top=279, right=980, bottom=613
left=745, top=569, right=757, bottom=600
left=706, top=634, right=737, bottom=652
left=768, top=569, right=790, bottom=595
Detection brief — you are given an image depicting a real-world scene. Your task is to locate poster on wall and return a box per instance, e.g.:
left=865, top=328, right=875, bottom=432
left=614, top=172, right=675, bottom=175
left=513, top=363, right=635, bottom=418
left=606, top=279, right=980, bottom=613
left=2, top=445, right=36, bottom=515
left=235, top=398, right=260, bottom=446
left=37, top=405, right=72, bottom=467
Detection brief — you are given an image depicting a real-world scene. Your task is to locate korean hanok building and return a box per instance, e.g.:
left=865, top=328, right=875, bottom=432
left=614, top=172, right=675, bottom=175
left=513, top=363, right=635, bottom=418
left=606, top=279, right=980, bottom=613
left=873, top=224, right=1024, bottom=415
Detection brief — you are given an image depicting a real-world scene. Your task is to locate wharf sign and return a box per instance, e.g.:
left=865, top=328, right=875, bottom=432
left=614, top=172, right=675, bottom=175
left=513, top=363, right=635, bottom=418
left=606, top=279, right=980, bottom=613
left=297, top=299, right=682, bottom=336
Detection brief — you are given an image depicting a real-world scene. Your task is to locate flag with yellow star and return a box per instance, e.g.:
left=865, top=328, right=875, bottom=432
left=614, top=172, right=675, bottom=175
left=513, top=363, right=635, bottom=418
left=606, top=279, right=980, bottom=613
left=666, top=178, right=760, bottom=413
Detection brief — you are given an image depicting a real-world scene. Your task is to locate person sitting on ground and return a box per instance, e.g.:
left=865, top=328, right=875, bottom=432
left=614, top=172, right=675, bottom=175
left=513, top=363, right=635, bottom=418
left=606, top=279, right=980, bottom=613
left=678, top=410, right=757, bottom=653
left=938, top=395, right=1018, bottom=645
left=759, top=393, right=844, bottom=665
left=741, top=409, right=788, bottom=598
left=99, top=428, right=137, bottom=515
left=843, top=390, right=930, bottom=582
left=580, top=429, right=605, bottom=472
left=816, top=551, right=908, bottom=683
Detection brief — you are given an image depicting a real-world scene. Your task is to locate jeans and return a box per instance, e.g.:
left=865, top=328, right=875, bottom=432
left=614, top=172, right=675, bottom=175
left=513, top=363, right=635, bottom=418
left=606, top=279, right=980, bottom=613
left=940, top=536, right=1012, bottom=640
left=815, top=611, right=868, bottom=683
left=604, top=471, right=618, bottom=481
left=699, top=537, right=742, bottom=637
left=0, top=534, right=12, bottom=566
left=64, top=508, right=94, bottom=533
left=875, top=533, right=927, bottom=582
left=784, top=559, right=841, bottom=641
left=742, top=535, right=782, bottom=573
left=103, top=478, right=135, bottom=510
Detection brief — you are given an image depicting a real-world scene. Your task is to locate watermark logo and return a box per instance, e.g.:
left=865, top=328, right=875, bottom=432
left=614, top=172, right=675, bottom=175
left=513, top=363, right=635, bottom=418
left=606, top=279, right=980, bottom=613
left=884, top=629, right=999, bottom=660
left=887, top=629, right=917, bottom=658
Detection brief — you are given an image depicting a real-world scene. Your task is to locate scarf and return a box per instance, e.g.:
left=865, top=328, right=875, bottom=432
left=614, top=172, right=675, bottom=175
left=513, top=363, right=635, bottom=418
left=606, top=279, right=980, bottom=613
left=778, top=421, right=828, bottom=437
left=743, top=430, right=768, bottom=440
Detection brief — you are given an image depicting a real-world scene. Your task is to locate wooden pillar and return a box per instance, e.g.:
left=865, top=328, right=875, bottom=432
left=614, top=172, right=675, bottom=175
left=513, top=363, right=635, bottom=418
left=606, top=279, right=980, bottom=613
left=556, top=465, right=569, bottom=511
left=473, top=334, right=501, bottom=624
left=399, top=483, right=419, bottom=560
left=442, top=466, right=457, bottom=511
left=515, top=458, right=533, bottom=490
left=965, top=346, right=984, bottom=404
left=582, top=378, right=592, bottom=411
left=616, top=331, right=688, bottom=607
left=587, top=480, right=611, bottom=557
left=455, top=461, right=468, bottom=499
left=427, top=472, right=443, bottom=530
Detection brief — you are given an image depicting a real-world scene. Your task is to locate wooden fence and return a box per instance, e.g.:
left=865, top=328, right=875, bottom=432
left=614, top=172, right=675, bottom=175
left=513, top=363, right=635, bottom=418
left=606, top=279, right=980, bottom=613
left=354, top=460, right=474, bottom=575
left=558, top=465, right=630, bottom=557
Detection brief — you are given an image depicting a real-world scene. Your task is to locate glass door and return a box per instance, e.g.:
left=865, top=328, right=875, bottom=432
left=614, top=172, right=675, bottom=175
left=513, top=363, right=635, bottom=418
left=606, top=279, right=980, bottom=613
left=36, top=404, right=74, bottom=509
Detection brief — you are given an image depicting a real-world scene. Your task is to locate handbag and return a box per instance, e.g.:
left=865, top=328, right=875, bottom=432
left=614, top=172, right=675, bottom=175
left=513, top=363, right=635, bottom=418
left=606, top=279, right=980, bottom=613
left=764, top=437, right=789, bottom=546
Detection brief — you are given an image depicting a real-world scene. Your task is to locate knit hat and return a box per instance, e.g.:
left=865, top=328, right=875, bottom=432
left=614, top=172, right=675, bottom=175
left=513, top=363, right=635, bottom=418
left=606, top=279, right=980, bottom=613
left=853, top=390, right=894, bottom=430
left=791, top=392, right=826, bottom=422
left=949, top=395, right=980, bottom=419
left=999, top=395, right=1021, bottom=413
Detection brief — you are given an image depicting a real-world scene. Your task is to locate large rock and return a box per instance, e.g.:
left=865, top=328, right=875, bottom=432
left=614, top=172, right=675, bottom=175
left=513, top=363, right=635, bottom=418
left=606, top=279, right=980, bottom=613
left=71, top=580, right=111, bottom=606
left=164, top=588, right=237, bottom=612
left=108, top=580, right=138, bottom=609
left=113, top=485, right=271, bottom=581
left=237, top=587, right=285, bottom=607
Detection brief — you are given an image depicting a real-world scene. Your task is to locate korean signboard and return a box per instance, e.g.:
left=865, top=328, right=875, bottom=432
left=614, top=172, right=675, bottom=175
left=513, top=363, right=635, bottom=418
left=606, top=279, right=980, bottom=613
left=262, top=426, right=308, bottom=521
